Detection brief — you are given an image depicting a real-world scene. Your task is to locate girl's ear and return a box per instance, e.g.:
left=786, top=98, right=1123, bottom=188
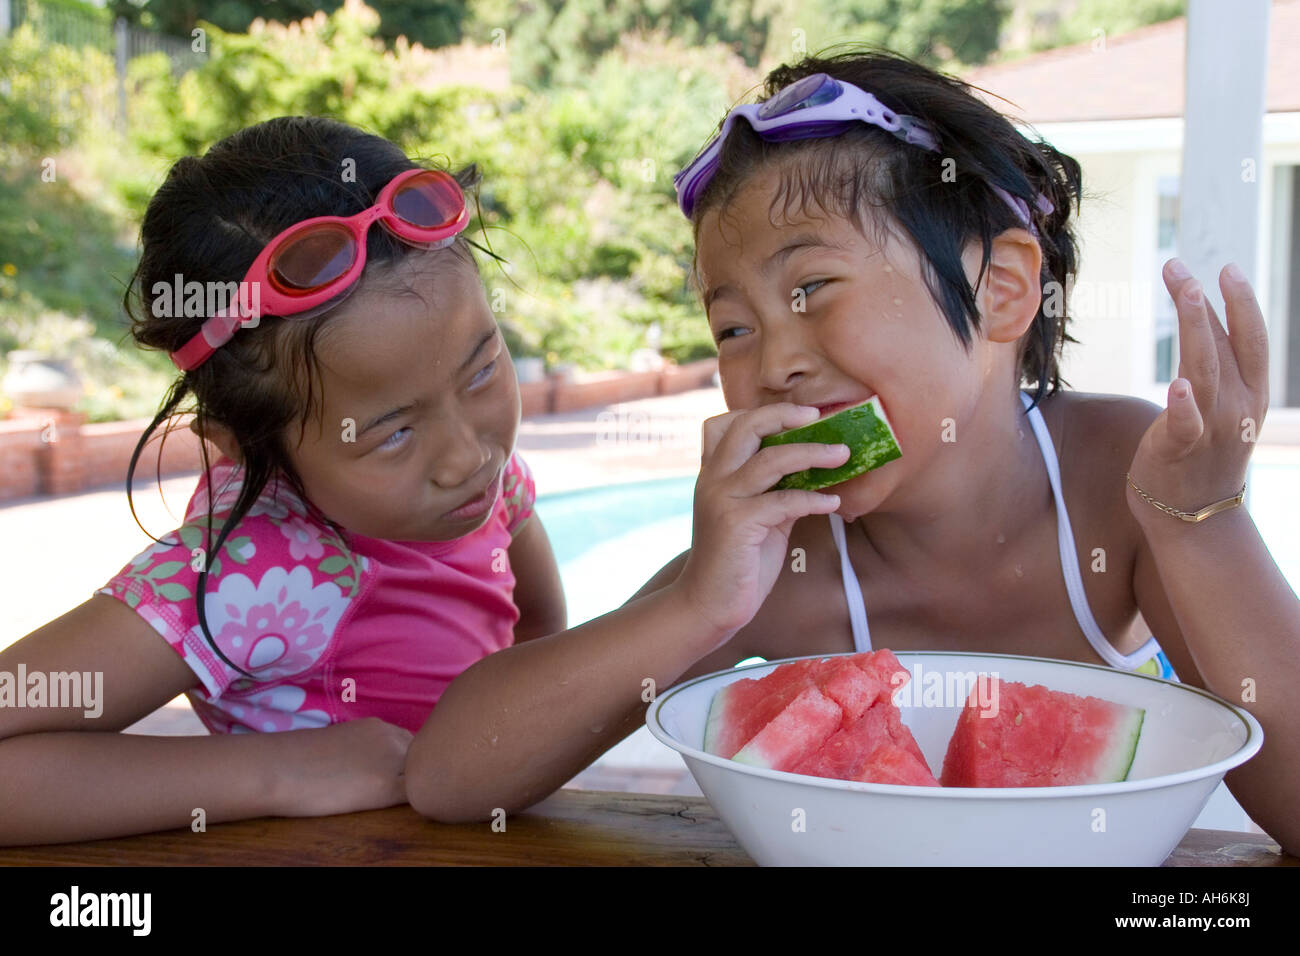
left=973, top=228, right=1044, bottom=344
left=190, top=416, right=242, bottom=463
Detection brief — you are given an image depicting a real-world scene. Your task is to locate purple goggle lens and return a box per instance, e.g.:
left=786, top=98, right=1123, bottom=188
left=757, top=73, right=842, bottom=119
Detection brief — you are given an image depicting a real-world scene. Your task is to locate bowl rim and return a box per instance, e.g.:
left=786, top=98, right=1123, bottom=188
left=647, top=650, right=1264, bottom=800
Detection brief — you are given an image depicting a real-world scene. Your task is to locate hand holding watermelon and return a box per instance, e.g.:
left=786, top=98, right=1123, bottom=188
left=675, top=403, right=848, bottom=645
left=1126, top=260, right=1268, bottom=526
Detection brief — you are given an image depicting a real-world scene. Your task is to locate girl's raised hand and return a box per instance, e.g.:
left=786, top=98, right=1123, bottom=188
left=1127, top=260, right=1270, bottom=524
left=676, top=403, right=847, bottom=644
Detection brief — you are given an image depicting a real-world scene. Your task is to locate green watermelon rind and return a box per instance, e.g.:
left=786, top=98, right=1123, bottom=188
left=759, top=396, right=902, bottom=492
left=1097, top=707, right=1146, bottom=782
left=702, top=689, right=728, bottom=755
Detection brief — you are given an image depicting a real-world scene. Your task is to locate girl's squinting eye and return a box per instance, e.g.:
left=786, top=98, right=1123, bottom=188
left=798, top=279, right=828, bottom=298
left=470, top=358, right=497, bottom=389
left=378, top=426, right=412, bottom=452
left=714, top=326, right=751, bottom=344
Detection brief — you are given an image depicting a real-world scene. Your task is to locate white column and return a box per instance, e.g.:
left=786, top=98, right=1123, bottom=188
left=1178, top=0, right=1271, bottom=833
left=1177, top=0, right=1271, bottom=318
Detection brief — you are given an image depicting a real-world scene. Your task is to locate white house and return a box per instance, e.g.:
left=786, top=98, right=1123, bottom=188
left=966, top=1, right=1300, bottom=437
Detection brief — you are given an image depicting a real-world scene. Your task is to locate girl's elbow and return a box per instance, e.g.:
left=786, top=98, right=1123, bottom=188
left=407, top=779, right=498, bottom=824
left=403, top=749, right=494, bottom=824
left=1268, top=824, right=1300, bottom=860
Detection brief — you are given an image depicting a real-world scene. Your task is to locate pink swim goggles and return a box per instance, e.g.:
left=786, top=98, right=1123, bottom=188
left=170, top=168, right=469, bottom=371
left=674, top=73, right=1054, bottom=229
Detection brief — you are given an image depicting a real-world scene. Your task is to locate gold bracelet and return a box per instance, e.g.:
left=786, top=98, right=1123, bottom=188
left=1125, top=473, right=1246, bottom=523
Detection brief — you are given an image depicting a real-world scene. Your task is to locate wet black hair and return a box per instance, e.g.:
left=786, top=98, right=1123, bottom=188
left=124, top=116, right=483, bottom=677
left=688, top=47, right=1085, bottom=408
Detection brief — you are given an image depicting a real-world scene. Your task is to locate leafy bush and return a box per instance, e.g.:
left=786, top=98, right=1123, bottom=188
left=124, top=3, right=729, bottom=371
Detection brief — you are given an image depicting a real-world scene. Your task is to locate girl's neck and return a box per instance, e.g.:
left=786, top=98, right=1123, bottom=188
left=855, top=386, right=1054, bottom=573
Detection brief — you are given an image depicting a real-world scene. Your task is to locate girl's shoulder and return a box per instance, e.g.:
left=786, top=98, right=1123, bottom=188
left=99, top=461, right=364, bottom=708
left=1037, top=389, right=1161, bottom=543
left=1039, top=389, right=1161, bottom=485
left=1039, top=389, right=1161, bottom=625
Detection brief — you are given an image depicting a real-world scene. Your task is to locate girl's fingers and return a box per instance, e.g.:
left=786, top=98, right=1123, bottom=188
left=703, top=402, right=822, bottom=475
left=1218, top=262, right=1271, bottom=401
left=700, top=410, right=741, bottom=462
left=728, top=442, right=851, bottom=497
left=747, top=488, right=843, bottom=528
left=1159, top=378, right=1205, bottom=453
left=1163, top=264, right=1219, bottom=411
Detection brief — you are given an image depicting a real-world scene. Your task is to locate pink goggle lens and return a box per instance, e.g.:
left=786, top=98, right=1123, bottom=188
left=268, top=223, right=357, bottom=295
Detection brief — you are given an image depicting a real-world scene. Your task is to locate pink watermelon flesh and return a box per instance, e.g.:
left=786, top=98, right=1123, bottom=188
left=855, top=742, right=942, bottom=787
left=849, top=648, right=911, bottom=706
left=731, top=686, right=843, bottom=771
left=792, top=701, right=939, bottom=786
left=815, top=658, right=885, bottom=721
left=703, top=659, right=819, bottom=759
left=939, top=679, right=1145, bottom=787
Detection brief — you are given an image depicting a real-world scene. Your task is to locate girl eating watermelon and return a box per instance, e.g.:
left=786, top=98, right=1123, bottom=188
left=407, top=48, right=1299, bottom=857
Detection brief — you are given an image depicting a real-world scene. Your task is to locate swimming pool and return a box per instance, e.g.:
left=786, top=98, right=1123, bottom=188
left=534, top=460, right=1300, bottom=629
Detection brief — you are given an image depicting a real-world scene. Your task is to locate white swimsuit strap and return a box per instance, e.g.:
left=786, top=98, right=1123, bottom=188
left=1018, top=391, right=1161, bottom=669
left=828, top=513, right=872, bottom=652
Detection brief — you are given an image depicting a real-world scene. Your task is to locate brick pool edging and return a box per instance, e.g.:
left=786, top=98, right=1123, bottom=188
left=0, top=359, right=718, bottom=501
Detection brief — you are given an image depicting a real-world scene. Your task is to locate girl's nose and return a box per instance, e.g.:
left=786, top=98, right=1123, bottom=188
left=757, top=314, right=817, bottom=392
left=430, top=418, right=491, bottom=490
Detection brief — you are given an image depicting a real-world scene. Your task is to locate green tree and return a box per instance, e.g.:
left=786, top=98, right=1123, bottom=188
left=1045, top=0, right=1185, bottom=49
left=109, top=0, right=466, bottom=49
left=468, top=0, right=1010, bottom=88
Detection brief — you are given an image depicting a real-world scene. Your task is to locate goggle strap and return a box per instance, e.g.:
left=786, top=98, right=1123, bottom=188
left=170, top=308, right=249, bottom=372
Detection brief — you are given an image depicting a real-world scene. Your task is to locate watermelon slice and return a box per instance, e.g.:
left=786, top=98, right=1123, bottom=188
left=939, top=679, right=1145, bottom=787
left=704, top=659, right=820, bottom=759
left=793, top=702, right=940, bottom=787
left=705, top=651, right=939, bottom=785
left=731, top=686, right=843, bottom=771
left=758, top=396, right=902, bottom=491
left=848, top=648, right=910, bottom=707
left=703, top=651, right=902, bottom=758
left=815, top=658, right=886, bottom=721
left=856, top=742, right=942, bottom=787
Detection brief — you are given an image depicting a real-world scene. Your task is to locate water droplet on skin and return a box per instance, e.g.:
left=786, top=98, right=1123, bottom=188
left=589, top=724, right=604, bottom=734
left=1015, top=564, right=1024, bottom=578
left=883, top=264, right=893, bottom=273
left=892, top=297, right=903, bottom=306
left=490, top=735, right=498, bottom=745
left=996, top=533, right=1006, bottom=545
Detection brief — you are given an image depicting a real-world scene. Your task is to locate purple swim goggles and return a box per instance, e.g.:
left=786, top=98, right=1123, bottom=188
left=674, top=73, right=1054, bottom=232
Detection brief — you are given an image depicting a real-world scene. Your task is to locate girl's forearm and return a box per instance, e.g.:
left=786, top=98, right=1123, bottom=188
left=0, top=729, right=295, bottom=846
left=405, top=581, right=731, bottom=823
left=1136, top=504, right=1300, bottom=854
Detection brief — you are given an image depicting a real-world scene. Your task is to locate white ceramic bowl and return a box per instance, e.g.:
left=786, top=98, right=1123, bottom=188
left=646, top=651, right=1263, bottom=866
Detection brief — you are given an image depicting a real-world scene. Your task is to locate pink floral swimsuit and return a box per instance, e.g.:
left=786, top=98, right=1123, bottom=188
left=99, top=452, right=536, bottom=735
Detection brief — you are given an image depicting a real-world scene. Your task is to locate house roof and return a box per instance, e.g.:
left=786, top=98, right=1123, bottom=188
left=963, top=0, right=1300, bottom=123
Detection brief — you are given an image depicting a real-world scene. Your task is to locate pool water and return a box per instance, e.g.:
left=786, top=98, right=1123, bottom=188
left=534, top=475, right=696, bottom=627
left=534, top=461, right=1300, bottom=629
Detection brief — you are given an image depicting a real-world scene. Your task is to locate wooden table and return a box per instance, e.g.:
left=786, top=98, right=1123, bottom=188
left=0, top=790, right=1294, bottom=866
